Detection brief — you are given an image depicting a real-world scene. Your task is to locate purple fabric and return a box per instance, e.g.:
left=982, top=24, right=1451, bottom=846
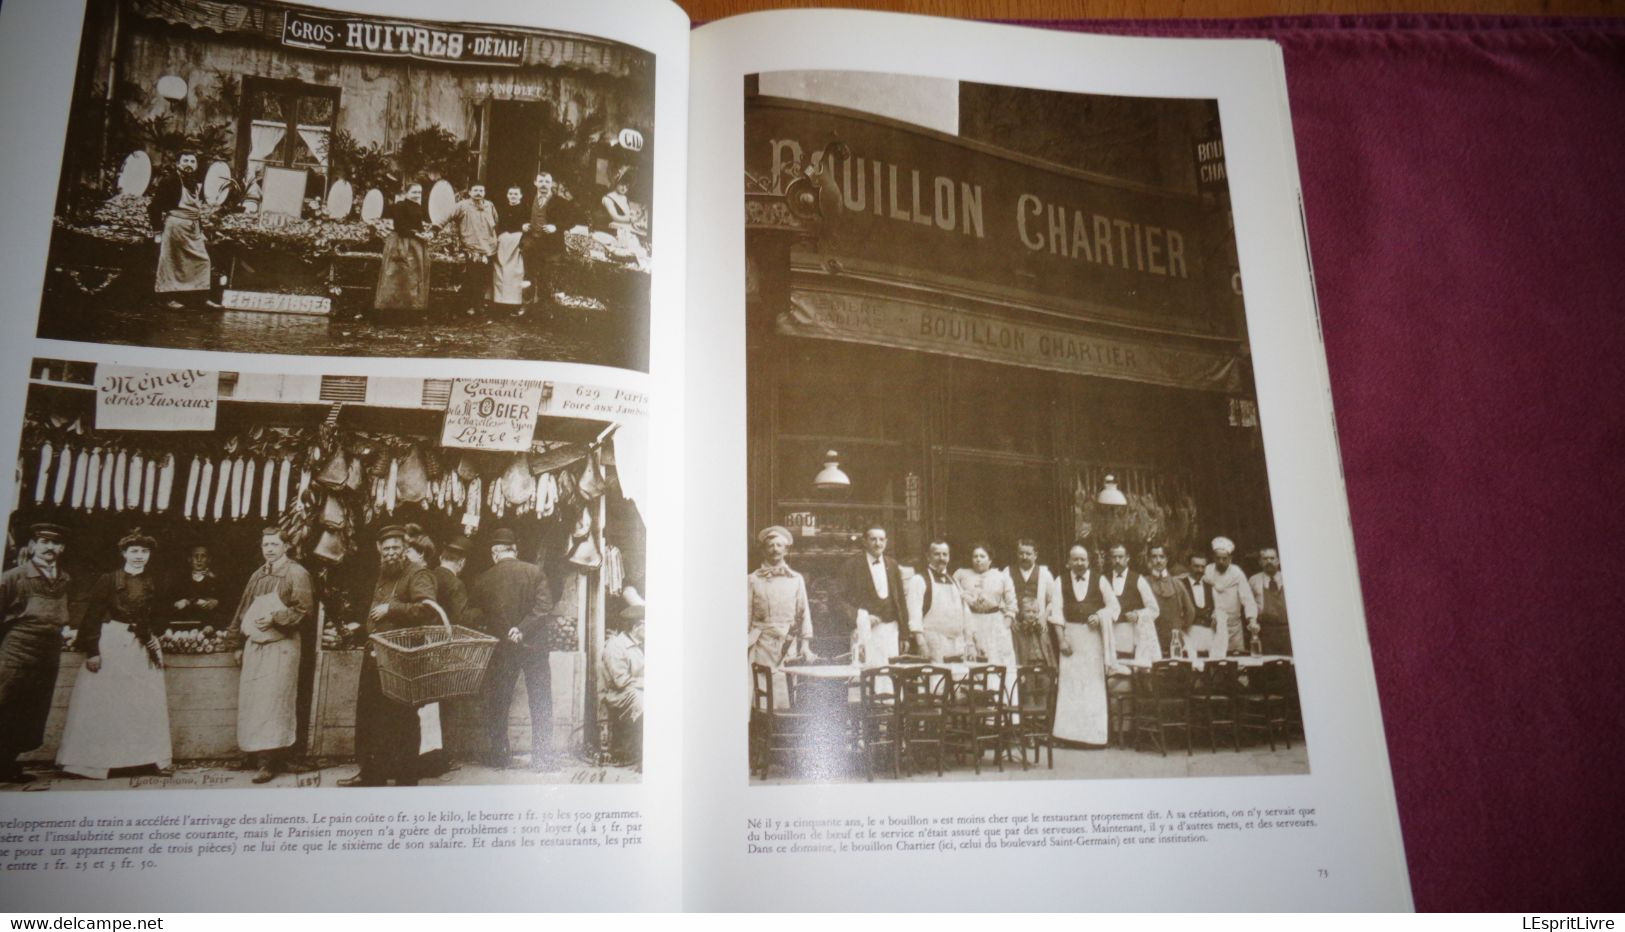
left=1022, top=15, right=1625, bottom=912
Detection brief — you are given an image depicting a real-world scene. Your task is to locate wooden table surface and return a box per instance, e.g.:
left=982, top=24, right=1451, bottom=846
left=678, top=0, right=1621, bottom=21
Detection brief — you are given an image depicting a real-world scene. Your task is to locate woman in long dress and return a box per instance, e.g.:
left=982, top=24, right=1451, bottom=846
left=491, top=185, right=528, bottom=311
left=374, top=181, right=432, bottom=317
left=953, top=543, right=1018, bottom=683
left=57, top=529, right=173, bottom=778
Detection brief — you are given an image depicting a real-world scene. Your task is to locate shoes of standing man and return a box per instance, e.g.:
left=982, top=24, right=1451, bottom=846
left=337, top=773, right=382, bottom=788
left=0, top=768, right=35, bottom=784
left=251, top=766, right=277, bottom=784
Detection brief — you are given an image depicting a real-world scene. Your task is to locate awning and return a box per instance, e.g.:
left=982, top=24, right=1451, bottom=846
left=782, top=286, right=1246, bottom=394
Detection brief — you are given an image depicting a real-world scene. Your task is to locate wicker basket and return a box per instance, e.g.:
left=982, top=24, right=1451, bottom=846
left=370, top=601, right=498, bottom=705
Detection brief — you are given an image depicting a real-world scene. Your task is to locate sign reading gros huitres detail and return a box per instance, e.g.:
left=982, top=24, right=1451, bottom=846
left=282, top=11, right=527, bottom=66
left=748, top=98, right=1242, bottom=340
left=442, top=379, right=550, bottom=451
left=95, top=365, right=219, bottom=431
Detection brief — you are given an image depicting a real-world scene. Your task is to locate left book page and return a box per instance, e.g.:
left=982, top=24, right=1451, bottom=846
left=0, top=0, right=688, bottom=911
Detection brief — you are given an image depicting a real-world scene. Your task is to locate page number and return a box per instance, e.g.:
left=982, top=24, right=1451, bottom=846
left=1317, top=869, right=1330, bottom=878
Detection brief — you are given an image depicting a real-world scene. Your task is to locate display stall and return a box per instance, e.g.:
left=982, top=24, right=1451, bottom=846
left=10, top=360, right=645, bottom=766
left=46, top=0, right=653, bottom=318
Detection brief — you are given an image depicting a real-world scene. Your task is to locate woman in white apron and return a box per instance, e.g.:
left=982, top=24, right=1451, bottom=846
left=58, top=529, right=173, bottom=778
left=492, top=185, right=529, bottom=310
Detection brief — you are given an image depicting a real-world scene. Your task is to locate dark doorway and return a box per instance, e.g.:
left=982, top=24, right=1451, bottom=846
left=942, top=454, right=1060, bottom=571
left=483, top=100, right=543, bottom=192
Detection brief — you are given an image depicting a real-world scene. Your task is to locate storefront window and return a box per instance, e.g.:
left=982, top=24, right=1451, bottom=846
left=240, top=77, right=340, bottom=200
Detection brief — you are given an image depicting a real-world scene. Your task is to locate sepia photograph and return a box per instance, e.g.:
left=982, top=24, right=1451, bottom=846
left=37, top=0, right=655, bottom=369
left=0, top=358, right=647, bottom=789
left=744, top=72, right=1303, bottom=784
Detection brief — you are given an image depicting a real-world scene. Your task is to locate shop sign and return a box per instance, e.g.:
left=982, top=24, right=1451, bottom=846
left=540, top=382, right=649, bottom=422
left=95, top=365, right=219, bottom=431
left=748, top=98, right=1241, bottom=339
left=222, top=290, right=332, bottom=315
left=784, top=289, right=1243, bottom=394
left=1195, top=137, right=1228, bottom=194
left=441, top=379, right=550, bottom=451
left=282, top=11, right=526, bottom=66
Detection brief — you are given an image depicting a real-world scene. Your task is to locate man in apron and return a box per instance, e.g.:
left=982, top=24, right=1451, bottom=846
left=0, top=523, right=71, bottom=783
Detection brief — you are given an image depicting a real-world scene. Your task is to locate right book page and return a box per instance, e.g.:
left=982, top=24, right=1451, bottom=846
left=684, top=10, right=1410, bottom=911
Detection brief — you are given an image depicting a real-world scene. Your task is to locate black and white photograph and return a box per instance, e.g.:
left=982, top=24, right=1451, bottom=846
left=37, top=0, right=655, bottom=370
left=744, top=72, right=1304, bottom=784
left=0, top=357, right=647, bottom=790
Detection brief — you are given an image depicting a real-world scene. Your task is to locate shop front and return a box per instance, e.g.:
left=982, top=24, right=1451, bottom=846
left=746, top=96, right=1272, bottom=652
left=10, top=359, right=646, bottom=768
left=49, top=0, right=653, bottom=321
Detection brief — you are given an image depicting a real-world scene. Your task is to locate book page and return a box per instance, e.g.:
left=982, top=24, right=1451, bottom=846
left=685, top=10, right=1410, bottom=910
left=0, top=0, right=687, bottom=911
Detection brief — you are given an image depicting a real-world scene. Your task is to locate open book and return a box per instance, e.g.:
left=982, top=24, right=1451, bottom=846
left=0, top=0, right=1411, bottom=912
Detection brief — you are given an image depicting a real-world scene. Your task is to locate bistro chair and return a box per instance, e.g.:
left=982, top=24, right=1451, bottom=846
left=1108, top=669, right=1137, bottom=748
left=1190, top=659, right=1242, bottom=753
left=946, top=664, right=1011, bottom=775
left=1239, top=658, right=1296, bottom=751
left=1131, top=659, right=1194, bottom=757
left=1011, top=663, right=1057, bottom=770
left=750, top=662, right=819, bottom=779
left=895, top=664, right=953, bottom=777
left=857, top=666, right=904, bottom=781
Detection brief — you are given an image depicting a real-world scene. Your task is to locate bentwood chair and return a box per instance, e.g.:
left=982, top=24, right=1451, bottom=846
left=946, top=664, right=1011, bottom=774
left=895, top=664, right=953, bottom=777
left=856, top=666, right=904, bottom=781
left=750, top=662, right=817, bottom=779
left=1190, top=659, right=1242, bottom=753
left=1239, top=658, right=1296, bottom=751
left=1011, top=663, right=1058, bottom=770
left=1131, top=659, right=1195, bottom=757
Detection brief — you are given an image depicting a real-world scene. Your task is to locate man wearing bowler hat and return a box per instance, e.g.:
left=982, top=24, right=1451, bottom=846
left=469, top=527, right=556, bottom=771
left=340, top=524, right=439, bottom=787
left=0, top=523, right=71, bottom=783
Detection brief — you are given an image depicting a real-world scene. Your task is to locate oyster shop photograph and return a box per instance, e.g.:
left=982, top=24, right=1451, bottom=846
left=0, top=358, right=648, bottom=789
left=37, top=0, right=656, bottom=369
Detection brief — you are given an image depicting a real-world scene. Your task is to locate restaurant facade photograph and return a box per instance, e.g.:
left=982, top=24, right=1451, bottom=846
left=37, top=0, right=656, bottom=369
left=0, top=357, right=647, bottom=789
left=744, top=72, right=1304, bottom=784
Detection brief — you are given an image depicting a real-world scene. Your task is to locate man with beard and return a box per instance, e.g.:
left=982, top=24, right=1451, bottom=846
left=339, top=526, right=439, bottom=787
left=0, top=524, right=71, bottom=783
left=1249, top=547, right=1291, bottom=655
left=147, top=152, right=215, bottom=309
left=469, top=528, right=556, bottom=771
left=229, top=527, right=314, bottom=783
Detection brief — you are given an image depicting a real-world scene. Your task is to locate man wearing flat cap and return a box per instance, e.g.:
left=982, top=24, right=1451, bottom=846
left=469, top=527, right=556, bottom=771
left=747, top=525, right=812, bottom=675
left=1202, top=536, right=1258, bottom=655
left=341, top=525, right=440, bottom=787
left=0, top=524, right=71, bottom=782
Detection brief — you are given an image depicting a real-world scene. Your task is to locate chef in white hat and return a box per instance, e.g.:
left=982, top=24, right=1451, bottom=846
left=747, top=525, right=813, bottom=675
left=1202, top=536, right=1259, bottom=655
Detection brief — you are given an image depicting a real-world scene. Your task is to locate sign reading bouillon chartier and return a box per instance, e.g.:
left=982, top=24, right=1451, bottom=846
left=747, top=97, right=1241, bottom=339
left=282, top=11, right=526, bottom=66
